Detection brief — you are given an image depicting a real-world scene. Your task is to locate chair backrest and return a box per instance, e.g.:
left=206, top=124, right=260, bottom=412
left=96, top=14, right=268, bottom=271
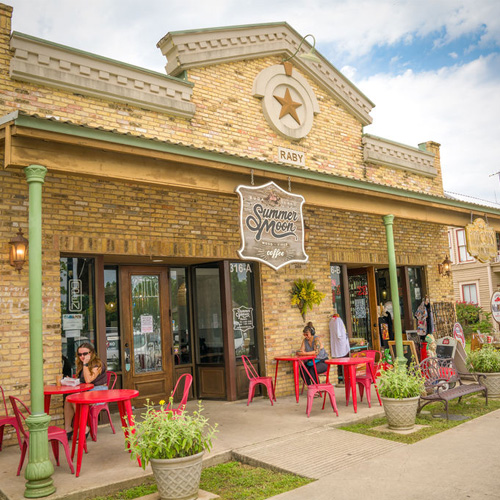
left=167, top=373, right=193, bottom=411
left=241, top=355, right=261, bottom=381
left=1, top=386, right=9, bottom=417
left=9, top=396, right=30, bottom=439
left=417, top=357, right=458, bottom=388
left=297, top=358, right=318, bottom=387
left=106, top=371, right=117, bottom=390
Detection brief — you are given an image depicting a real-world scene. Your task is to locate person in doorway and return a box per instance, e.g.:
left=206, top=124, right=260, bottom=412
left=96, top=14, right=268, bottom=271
left=64, top=342, right=108, bottom=440
left=296, top=326, right=328, bottom=385
left=329, top=312, right=350, bottom=383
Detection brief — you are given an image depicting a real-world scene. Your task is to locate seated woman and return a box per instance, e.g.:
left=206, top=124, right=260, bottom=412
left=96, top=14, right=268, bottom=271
left=64, top=342, right=108, bottom=440
left=296, top=326, right=329, bottom=385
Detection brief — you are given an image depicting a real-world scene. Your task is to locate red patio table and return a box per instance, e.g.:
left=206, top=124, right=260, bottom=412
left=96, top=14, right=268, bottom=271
left=274, top=355, right=318, bottom=403
left=67, top=389, right=140, bottom=477
left=43, top=384, right=94, bottom=415
left=325, top=358, right=381, bottom=413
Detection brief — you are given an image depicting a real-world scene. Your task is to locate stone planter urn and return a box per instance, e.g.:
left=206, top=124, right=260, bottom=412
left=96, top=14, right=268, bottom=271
left=150, top=451, right=204, bottom=500
left=381, top=395, right=420, bottom=430
left=477, top=372, right=500, bottom=399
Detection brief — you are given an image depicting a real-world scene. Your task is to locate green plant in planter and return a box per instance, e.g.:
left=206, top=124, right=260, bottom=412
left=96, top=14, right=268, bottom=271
left=467, top=346, right=500, bottom=374
left=378, top=362, right=425, bottom=399
left=290, top=278, right=326, bottom=321
left=124, top=399, right=217, bottom=468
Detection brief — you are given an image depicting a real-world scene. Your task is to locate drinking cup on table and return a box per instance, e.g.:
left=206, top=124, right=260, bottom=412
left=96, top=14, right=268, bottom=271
left=56, top=375, right=62, bottom=386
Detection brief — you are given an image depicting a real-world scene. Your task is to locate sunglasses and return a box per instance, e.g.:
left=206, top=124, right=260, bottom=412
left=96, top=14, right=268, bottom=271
left=78, top=352, right=90, bottom=357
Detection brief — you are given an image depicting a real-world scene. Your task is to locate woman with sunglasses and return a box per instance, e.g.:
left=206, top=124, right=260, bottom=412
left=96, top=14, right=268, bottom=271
left=64, top=342, right=108, bottom=440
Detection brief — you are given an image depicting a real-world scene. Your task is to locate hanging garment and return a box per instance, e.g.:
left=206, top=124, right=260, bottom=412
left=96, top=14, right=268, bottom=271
left=329, top=315, right=350, bottom=358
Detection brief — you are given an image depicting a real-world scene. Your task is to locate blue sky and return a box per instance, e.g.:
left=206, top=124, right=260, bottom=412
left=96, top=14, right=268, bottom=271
left=6, top=0, right=500, bottom=205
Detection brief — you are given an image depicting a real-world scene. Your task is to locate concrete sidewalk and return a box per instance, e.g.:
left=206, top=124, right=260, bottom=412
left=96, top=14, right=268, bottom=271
left=1, top=388, right=498, bottom=500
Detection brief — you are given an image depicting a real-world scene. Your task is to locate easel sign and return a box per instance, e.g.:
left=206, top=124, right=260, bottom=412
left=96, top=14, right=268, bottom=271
left=388, top=340, right=419, bottom=368
left=436, top=336, right=457, bottom=359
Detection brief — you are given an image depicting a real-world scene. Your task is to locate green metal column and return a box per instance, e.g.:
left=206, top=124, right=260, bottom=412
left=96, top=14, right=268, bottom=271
left=24, top=165, right=55, bottom=498
left=382, top=214, right=405, bottom=367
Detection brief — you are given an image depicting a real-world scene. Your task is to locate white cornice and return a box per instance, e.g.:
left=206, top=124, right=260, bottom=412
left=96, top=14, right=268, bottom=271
left=10, top=32, right=196, bottom=118
left=363, top=134, right=437, bottom=177
left=157, top=23, right=374, bottom=126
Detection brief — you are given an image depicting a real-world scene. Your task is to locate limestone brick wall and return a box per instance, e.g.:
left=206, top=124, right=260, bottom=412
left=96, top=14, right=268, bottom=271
left=0, top=4, right=444, bottom=199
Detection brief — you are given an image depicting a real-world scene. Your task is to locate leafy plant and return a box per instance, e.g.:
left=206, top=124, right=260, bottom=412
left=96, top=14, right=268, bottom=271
left=124, top=399, right=217, bottom=468
left=467, top=346, right=500, bottom=373
left=456, top=302, right=493, bottom=335
left=290, top=278, right=326, bottom=320
left=378, top=362, right=425, bottom=399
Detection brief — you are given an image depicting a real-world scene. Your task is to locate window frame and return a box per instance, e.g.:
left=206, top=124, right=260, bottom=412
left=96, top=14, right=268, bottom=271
left=456, top=229, right=474, bottom=263
left=461, top=282, right=479, bottom=305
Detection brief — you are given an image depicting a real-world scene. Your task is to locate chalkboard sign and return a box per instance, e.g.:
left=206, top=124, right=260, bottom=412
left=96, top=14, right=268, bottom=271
left=436, top=344, right=454, bottom=359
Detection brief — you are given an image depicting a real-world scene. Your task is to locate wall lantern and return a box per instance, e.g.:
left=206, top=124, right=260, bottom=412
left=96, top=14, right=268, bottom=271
left=9, top=228, right=29, bottom=272
left=304, top=222, right=311, bottom=243
left=438, top=255, right=452, bottom=277
left=283, top=34, right=322, bottom=64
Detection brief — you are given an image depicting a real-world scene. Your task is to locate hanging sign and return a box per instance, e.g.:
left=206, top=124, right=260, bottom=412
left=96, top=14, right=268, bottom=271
left=465, top=218, right=497, bottom=263
left=491, top=291, right=500, bottom=324
left=236, top=181, right=308, bottom=270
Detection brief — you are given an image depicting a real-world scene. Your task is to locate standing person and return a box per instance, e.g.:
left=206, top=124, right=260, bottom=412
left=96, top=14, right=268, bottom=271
left=296, top=326, right=328, bottom=384
left=329, top=312, right=350, bottom=383
left=64, top=342, right=108, bottom=440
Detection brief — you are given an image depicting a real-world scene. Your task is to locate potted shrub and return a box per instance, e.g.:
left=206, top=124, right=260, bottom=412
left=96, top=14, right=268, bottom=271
left=378, top=362, right=425, bottom=430
left=124, top=399, right=217, bottom=500
left=467, top=346, right=500, bottom=398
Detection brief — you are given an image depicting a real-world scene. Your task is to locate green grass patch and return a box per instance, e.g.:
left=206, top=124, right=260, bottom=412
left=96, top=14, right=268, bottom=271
left=91, top=461, right=312, bottom=500
left=200, top=462, right=313, bottom=500
left=339, top=395, right=500, bottom=444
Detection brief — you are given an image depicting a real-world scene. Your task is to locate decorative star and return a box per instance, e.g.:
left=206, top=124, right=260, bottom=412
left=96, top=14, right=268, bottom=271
left=273, top=88, right=302, bottom=125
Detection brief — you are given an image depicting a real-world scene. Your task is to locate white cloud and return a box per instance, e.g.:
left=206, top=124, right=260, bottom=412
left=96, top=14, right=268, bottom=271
left=355, top=53, right=500, bottom=202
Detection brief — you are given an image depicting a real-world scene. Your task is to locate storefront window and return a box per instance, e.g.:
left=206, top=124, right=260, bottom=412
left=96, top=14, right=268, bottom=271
left=348, top=273, right=371, bottom=345
left=330, top=264, right=345, bottom=322
left=170, top=268, right=191, bottom=365
left=230, top=262, right=257, bottom=359
left=60, top=257, right=96, bottom=376
left=104, top=267, right=120, bottom=372
left=375, top=268, right=404, bottom=322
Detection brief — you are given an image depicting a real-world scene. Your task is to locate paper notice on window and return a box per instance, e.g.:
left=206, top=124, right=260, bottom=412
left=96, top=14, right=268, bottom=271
left=141, top=315, right=154, bottom=333
left=62, top=314, right=83, bottom=331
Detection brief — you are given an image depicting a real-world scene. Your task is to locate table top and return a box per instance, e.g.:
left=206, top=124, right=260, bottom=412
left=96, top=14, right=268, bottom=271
left=325, top=357, right=370, bottom=366
left=67, top=389, right=139, bottom=404
left=44, top=383, right=94, bottom=395
left=275, top=355, right=316, bottom=362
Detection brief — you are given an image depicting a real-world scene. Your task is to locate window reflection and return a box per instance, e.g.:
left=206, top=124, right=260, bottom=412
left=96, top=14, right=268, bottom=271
left=170, top=268, right=191, bottom=365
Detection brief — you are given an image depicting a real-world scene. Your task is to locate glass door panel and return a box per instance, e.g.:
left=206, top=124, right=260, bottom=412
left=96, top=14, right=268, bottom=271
left=170, top=268, right=192, bottom=365
left=194, top=268, right=223, bottom=364
left=131, top=275, right=163, bottom=374
left=348, top=272, right=371, bottom=345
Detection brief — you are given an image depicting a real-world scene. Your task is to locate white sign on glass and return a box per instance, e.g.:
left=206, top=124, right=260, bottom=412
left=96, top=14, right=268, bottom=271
left=140, top=315, right=154, bottom=334
left=62, top=314, right=83, bottom=331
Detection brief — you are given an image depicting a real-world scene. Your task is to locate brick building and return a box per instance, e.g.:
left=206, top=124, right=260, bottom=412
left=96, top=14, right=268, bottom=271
left=2, top=4, right=500, bottom=437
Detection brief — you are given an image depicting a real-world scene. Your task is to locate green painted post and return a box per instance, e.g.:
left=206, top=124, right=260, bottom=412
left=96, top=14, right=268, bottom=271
left=24, top=165, right=55, bottom=498
left=382, top=214, right=405, bottom=367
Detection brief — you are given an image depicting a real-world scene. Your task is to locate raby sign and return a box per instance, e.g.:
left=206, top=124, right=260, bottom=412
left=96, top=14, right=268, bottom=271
left=236, top=181, right=308, bottom=270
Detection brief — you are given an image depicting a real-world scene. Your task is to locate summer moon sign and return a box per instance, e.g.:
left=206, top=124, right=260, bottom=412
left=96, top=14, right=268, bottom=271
left=236, top=181, right=308, bottom=270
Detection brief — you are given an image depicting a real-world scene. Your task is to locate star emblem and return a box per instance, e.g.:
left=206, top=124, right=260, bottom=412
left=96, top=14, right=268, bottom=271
left=273, top=88, right=302, bottom=125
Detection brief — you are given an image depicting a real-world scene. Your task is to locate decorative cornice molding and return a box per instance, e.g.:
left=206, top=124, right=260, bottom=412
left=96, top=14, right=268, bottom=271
left=10, top=32, right=196, bottom=118
left=363, top=134, right=437, bottom=177
left=157, top=23, right=374, bottom=126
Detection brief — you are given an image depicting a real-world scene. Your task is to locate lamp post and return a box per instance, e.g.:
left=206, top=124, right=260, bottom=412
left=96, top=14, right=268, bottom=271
left=383, top=215, right=405, bottom=367
left=24, top=164, right=55, bottom=498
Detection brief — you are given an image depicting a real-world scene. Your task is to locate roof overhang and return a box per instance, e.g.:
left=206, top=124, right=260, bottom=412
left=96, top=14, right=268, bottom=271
left=1, top=111, right=500, bottom=230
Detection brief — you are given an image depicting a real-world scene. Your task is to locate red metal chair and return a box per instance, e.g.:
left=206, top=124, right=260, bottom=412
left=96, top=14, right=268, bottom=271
left=241, top=355, right=275, bottom=406
left=9, top=396, right=75, bottom=475
left=298, top=359, right=338, bottom=418
left=88, top=371, right=117, bottom=441
left=353, top=350, right=382, bottom=407
left=164, top=373, right=193, bottom=415
left=1, top=386, right=22, bottom=451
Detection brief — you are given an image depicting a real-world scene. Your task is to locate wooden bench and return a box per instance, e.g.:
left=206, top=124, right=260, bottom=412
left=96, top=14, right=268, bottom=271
left=416, top=357, right=488, bottom=420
